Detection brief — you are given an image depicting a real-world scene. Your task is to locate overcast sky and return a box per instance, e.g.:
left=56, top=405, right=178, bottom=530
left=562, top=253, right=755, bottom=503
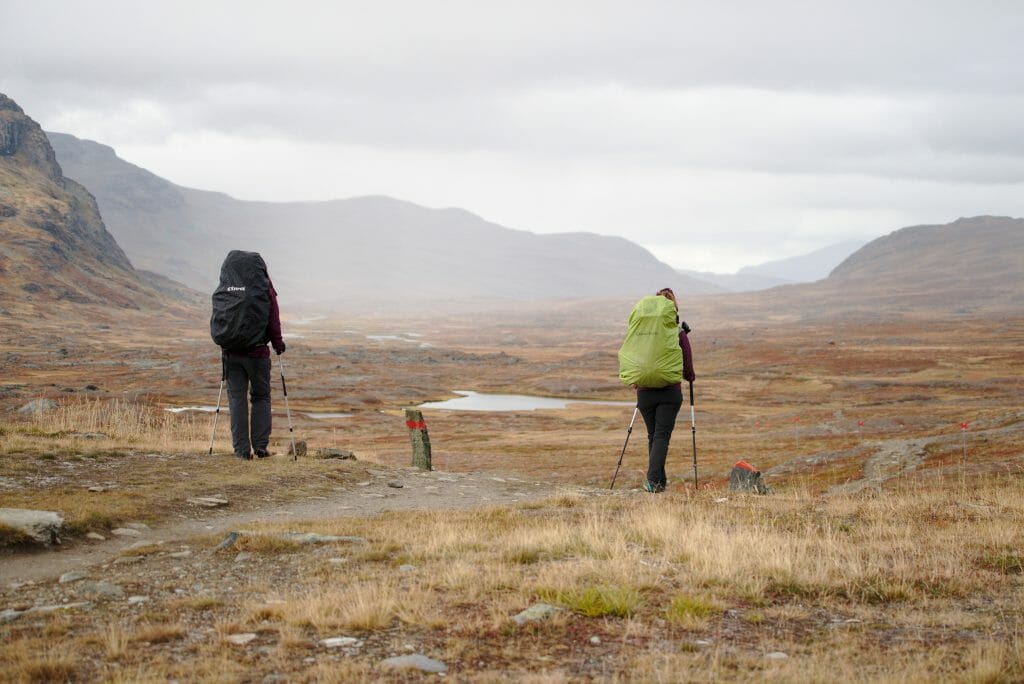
left=3, top=1, right=1023, bottom=272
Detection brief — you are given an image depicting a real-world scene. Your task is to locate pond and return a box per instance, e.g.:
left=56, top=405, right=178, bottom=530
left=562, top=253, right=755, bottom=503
left=303, top=412, right=354, bottom=420
left=165, top=406, right=219, bottom=413
left=417, top=391, right=632, bottom=412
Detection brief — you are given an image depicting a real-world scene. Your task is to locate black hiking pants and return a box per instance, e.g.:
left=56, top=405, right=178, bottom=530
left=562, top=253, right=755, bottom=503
left=638, top=386, right=683, bottom=491
left=225, top=354, right=272, bottom=457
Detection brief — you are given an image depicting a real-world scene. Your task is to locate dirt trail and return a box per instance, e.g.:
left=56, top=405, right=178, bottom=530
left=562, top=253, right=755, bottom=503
left=2, top=467, right=602, bottom=585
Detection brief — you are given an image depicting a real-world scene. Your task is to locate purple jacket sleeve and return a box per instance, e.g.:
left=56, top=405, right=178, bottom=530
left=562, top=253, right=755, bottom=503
left=267, top=279, right=283, bottom=350
left=680, top=330, right=695, bottom=383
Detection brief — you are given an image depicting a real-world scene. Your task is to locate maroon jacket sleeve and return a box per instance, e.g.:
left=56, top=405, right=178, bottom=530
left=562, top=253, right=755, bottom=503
left=267, top=278, right=283, bottom=349
left=680, top=330, right=695, bottom=383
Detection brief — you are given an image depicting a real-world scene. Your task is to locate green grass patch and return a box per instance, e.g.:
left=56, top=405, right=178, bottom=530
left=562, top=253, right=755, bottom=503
left=665, top=594, right=722, bottom=625
left=978, top=552, right=1024, bottom=575
left=540, top=585, right=642, bottom=618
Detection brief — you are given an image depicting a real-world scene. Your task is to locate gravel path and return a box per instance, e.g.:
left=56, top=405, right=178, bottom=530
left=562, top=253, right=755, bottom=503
left=2, top=466, right=591, bottom=585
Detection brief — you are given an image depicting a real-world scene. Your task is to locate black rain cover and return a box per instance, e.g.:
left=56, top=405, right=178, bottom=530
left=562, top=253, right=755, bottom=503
left=210, top=250, right=272, bottom=351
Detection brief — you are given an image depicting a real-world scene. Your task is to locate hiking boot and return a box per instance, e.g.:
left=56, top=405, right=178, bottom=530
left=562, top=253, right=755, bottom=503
left=644, top=480, right=665, bottom=493
left=236, top=452, right=253, bottom=461
left=254, top=448, right=271, bottom=458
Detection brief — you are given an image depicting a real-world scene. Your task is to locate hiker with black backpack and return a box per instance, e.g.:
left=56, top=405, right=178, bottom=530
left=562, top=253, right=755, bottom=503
left=618, top=287, right=695, bottom=493
left=210, top=251, right=286, bottom=460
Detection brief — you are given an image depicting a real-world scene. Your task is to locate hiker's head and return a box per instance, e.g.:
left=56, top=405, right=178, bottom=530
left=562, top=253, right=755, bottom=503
left=656, top=287, right=678, bottom=311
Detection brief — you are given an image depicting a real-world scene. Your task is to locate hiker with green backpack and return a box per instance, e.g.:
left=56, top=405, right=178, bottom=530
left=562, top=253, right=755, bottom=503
left=618, top=287, right=695, bottom=493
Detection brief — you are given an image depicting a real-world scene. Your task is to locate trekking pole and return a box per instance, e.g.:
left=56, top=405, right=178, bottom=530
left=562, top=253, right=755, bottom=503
left=207, top=355, right=225, bottom=455
left=689, top=381, right=698, bottom=488
left=610, top=406, right=639, bottom=490
left=278, top=354, right=297, bottom=461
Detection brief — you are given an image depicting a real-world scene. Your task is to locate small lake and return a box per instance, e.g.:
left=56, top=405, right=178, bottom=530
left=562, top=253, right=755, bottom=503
left=304, top=412, right=354, bottom=420
left=418, top=391, right=632, bottom=412
left=165, top=406, right=218, bottom=413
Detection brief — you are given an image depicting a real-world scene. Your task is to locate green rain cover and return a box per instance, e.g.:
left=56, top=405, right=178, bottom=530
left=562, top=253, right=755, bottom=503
left=618, top=295, right=682, bottom=387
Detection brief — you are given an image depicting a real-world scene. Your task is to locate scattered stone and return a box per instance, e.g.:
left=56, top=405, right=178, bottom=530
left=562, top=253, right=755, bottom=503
left=0, top=608, right=22, bottom=624
left=694, top=640, right=713, bottom=647
left=127, top=596, right=150, bottom=605
left=125, top=522, right=151, bottom=530
left=283, top=532, right=366, bottom=545
left=714, top=497, right=729, bottom=504
left=27, top=602, right=92, bottom=615
left=0, top=508, right=64, bottom=544
left=214, top=531, right=240, bottom=551
left=321, top=636, right=361, bottom=649
left=590, top=636, right=601, bottom=645
left=380, top=654, right=447, bottom=674
left=17, top=398, right=57, bottom=416
left=79, top=581, right=124, bottom=599
left=766, top=652, right=789, bottom=660
left=387, top=481, right=404, bottom=489
left=226, top=633, right=258, bottom=646
left=399, top=564, right=417, bottom=572
left=235, top=552, right=252, bottom=563
left=355, top=481, right=371, bottom=487
left=512, top=603, right=561, bottom=625
left=113, top=556, right=142, bottom=566
left=111, top=528, right=142, bottom=538
left=289, top=440, right=308, bottom=457
left=262, top=675, right=287, bottom=684
left=188, top=496, right=229, bottom=508
left=169, top=550, right=193, bottom=559
left=87, top=486, right=106, bottom=492
left=314, top=447, right=355, bottom=459
left=59, top=571, right=88, bottom=584
left=86, top=532, right=106, bottom=541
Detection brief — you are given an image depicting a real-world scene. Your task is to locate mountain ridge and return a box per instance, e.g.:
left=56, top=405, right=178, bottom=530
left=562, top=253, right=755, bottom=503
left=48, top=132, right=713, bottom=307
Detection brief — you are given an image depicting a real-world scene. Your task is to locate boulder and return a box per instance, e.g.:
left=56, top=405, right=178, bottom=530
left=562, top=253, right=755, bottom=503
left=380, top=654, right=447, bottom=674
left=16, top=399, right=57, bottom=416
left=0, top=508, right=64, bottom=544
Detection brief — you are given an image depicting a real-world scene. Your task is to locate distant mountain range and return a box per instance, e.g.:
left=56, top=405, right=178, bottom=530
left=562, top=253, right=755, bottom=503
left=679, top=240, right=867, bottom=293
left=0, top=94, right=193, bottom=318
left=48, top=132, right=714, bottom=308
left=2, top=91, right=1016, bottom=321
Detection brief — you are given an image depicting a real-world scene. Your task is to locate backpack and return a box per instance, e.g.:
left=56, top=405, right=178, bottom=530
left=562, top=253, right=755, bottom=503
left=210, top=251, right=272, bottom=351
left=618, top=295, right=682, bottom=388
left=728, top=460, right=771, bottom=494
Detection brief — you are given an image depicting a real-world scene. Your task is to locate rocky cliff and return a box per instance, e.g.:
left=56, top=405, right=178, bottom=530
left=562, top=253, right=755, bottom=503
left=0, top=94, right=188, bottom=314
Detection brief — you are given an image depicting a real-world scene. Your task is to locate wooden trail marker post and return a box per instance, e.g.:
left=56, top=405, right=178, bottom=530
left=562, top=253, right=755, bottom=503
left=405, top=408, right=432, bottom=471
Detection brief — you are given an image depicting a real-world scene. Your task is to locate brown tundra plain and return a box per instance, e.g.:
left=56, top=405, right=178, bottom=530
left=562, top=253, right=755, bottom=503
left=1, top=300, right=1022, bottom=682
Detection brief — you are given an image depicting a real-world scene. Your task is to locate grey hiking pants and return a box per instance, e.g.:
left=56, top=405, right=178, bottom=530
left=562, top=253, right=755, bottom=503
left=225, top=354, right=272, bottom=457
left=638, top=385, right=683, bottom=490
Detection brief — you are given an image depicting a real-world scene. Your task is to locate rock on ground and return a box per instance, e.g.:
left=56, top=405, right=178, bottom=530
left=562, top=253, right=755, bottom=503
left=0, top=508, right=64, bottom=544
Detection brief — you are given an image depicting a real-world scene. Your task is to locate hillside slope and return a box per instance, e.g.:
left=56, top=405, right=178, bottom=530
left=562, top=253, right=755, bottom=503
left=826, top=216, right=1024, bottom=313
left=49, top=133, right=712, bottom=307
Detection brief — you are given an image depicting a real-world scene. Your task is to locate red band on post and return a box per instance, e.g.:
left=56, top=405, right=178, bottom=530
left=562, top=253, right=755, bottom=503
left=734, top=460, right=757, bottom=472
left=406, top=420, right=427, bottom=430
